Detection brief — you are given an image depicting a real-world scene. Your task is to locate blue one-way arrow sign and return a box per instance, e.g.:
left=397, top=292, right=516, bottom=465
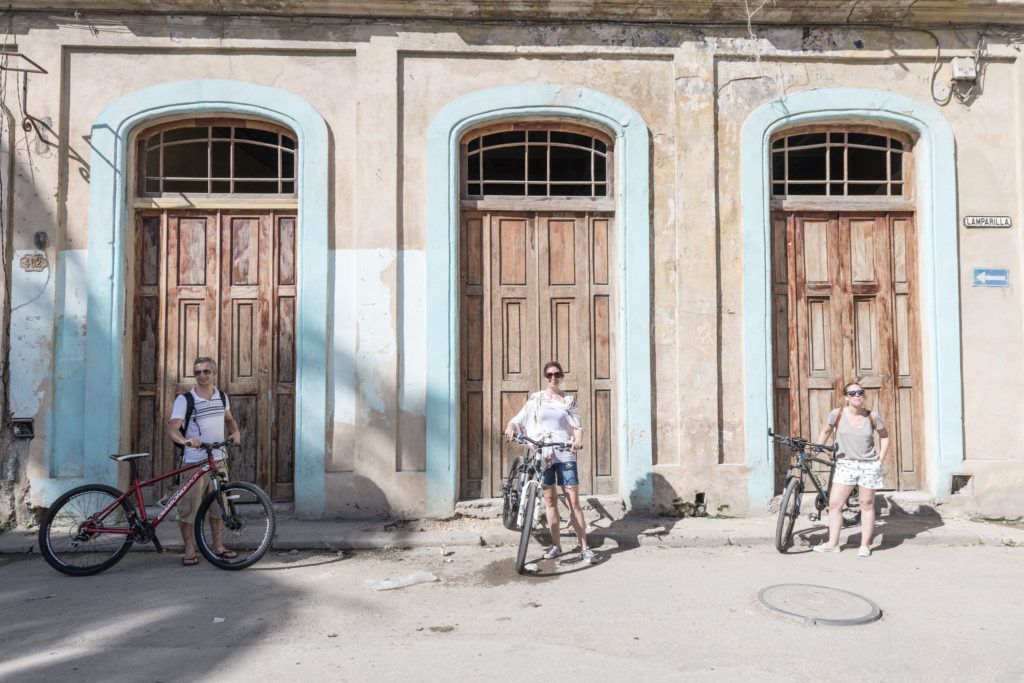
left=973, top=268, right=1009, bottom=287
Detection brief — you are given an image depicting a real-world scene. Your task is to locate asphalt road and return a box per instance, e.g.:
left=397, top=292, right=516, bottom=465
left=2, top=542, right=1023, bottom=681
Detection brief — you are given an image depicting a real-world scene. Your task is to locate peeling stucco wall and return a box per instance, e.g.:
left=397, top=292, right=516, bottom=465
left=2, top=7, right=1023, bottom=521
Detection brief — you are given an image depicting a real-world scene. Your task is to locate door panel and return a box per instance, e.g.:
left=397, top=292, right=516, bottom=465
left=772, top=211, right=921, bottom=491
left=131, top=210, right=296, bottom=502
left=460, top=212, right=616, bottom=498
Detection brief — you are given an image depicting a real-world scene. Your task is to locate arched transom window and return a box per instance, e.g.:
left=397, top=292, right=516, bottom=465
left=137, top=119, right=297, bottom=196
left=771, top=128, right=910, bottom=198
left=462, top=124, right=611, bottom=200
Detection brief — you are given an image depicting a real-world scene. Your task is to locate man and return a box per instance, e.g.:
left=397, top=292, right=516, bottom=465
left=167, top=357, right=241, bottom=566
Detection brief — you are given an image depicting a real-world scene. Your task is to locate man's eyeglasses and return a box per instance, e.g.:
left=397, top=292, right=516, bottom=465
left=195, top=369, right=215, bottom=375
left=545, top=372, right=564, bottom=379
left=845, top=389, right=865, bottom=396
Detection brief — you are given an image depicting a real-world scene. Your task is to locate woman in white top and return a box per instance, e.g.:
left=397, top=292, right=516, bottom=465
left=504, top=361, right=594, bottom=565
left=813, top=381, right=890, bottom=556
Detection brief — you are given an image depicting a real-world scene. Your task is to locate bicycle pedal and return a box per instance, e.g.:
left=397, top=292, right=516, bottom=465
left=808, top=513, right=820, bottom=522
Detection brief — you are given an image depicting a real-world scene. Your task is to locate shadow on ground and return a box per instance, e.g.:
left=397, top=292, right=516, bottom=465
left=794, top=498, right=944, bottom=553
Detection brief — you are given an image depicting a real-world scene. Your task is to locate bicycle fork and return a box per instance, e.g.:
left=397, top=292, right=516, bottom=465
left=516, top=480, right=543, bottom=530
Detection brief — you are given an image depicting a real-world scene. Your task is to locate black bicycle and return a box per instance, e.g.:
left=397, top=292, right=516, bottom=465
left=769, top=430, right=861, bottom=553
left=500, top=433, right=574, bottom=574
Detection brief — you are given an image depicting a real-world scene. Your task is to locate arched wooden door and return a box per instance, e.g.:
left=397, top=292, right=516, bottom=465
left=459, top=211, right=617, bottom=498
left=770, top=211, right=922, bottom=491
left=131, top=210, right=297, bottom=501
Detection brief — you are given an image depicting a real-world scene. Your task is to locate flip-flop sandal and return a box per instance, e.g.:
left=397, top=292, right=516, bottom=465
left=217, top=550, right=238, bottom=559
left=182, top=556, right=200, bottom=566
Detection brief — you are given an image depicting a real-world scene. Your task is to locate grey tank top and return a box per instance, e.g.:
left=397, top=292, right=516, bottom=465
left=828, top=408, right=885, bottom=462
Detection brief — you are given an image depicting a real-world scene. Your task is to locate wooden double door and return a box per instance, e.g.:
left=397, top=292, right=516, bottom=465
left=132, top=210, right=297, bottom=501
left=771, top=211, right=922, bottom=492
left=459, top=211, right=617, bottom=498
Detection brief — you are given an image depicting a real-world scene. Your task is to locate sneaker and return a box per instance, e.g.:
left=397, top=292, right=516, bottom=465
left=812, top=544, right=841, bottom=553
left=858, top=546, right=871, bottom=557
left=542, top=545, right=562, bottom=559
left=580, top=548, right=596, bottom=564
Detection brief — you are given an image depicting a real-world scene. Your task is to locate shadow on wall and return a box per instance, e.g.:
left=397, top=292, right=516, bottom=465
left=325, top=473, right=393, bottom=520
left=0, top=110, right=88, bottom=524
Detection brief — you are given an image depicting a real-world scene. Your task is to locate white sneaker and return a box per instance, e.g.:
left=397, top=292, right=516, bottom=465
left=813, top=544, right=841, bottom=553
left=542, top=545, right=562, bottom=559
left=858, top=546, right=871, bottom=557
left=580, top=548, right=596, bottom=564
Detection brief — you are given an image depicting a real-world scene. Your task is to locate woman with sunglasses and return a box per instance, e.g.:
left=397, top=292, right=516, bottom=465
left=504, top=361, right=595, bottom=565
left=813, top=381, right=890, bottom=556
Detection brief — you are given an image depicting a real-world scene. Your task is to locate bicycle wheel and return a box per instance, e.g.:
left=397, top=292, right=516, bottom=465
left=195, top=482, right=276, bottom=570
left=842, top=487, right=862, bottom=526
left=515, top=483, right=538, bottom=574
left=501, top=457, right=524, bottom=531
left=775, top=477, right=802, bottom=553
left=38, top=484, right=135, bottom=576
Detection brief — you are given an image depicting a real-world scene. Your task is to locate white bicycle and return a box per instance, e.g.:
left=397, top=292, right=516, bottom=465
left=501, top=434, right=575, bottom=574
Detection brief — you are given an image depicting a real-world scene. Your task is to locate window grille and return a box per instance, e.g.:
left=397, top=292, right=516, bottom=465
left=463, top=127, right=609, bottom=198
left=771, top=131, right=905, bottom=198
left=138, top=122, right=296, bottom=196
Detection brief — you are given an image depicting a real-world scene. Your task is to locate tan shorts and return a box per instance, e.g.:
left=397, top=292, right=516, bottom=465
left=175, top=461, right=229, bottom=524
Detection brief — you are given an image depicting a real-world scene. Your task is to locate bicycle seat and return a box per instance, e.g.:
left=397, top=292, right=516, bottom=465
left=109, top=452, right=150, bottom=461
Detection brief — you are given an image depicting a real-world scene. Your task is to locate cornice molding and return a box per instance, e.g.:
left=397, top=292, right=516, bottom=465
left=12, top=1, right=1024, bottom=26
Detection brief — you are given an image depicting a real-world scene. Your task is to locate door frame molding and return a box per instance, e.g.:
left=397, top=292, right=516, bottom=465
left=46, top=80, right=329, bottom=517
left=741, top=88, right=962, bottom=509
left=425, top=83, right=653, bottom=516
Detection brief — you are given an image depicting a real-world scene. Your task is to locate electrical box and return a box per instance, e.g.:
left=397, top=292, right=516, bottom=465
left=11, top=419, right=34, bottom=438
left=950, top=57, right=977, bottom=81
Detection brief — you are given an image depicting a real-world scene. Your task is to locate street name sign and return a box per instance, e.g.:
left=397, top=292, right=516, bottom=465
left=963, top=216, right=1012, bottom=228
left=973, top=268, right=1009, bottom=287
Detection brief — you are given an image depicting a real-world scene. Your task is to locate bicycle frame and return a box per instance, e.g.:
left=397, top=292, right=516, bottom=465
left=772, top=430, right=858, bottom=519
left=80, top=451, right=225, bottom=537
left=789, top=449, right=839, bottom=504
left=508, top=434, right=574, bottom=530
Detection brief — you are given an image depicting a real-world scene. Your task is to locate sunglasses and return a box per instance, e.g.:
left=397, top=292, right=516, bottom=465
left=545, top=372, right=564, bottom=379
left=195, top=369, right=215, bottom=375
left=845, top=389, right=865, bottom=396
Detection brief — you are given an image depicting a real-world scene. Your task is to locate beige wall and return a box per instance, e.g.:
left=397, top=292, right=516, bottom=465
left=5, top=12, right=1024, bottom=518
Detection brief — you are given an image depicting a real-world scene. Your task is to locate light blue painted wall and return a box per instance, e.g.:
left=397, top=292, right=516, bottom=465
left=10, top=250, right=56, bottom=420
left=42, top=80, right=330, bottom=517
left=740, top=88, right=963, bottom=509
left=424, top=83, right=653, bottom=516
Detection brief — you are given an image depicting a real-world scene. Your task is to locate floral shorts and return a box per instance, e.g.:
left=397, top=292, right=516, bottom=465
left=834, top=458, right=884, bottom=490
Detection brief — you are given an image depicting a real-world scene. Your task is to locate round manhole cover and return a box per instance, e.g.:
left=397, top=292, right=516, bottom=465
left=758, top=583, right=881, bottom=626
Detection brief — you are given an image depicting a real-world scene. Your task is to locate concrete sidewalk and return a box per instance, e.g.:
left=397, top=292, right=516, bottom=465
left=5, top=502, right=1024, bottom=555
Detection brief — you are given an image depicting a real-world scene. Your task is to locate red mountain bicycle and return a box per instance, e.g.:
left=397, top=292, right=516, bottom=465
left=38, top=441, right=275, bottom=576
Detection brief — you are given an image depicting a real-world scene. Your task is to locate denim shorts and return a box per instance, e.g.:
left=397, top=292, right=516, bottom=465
left=543, top=461, right=580, bottom=487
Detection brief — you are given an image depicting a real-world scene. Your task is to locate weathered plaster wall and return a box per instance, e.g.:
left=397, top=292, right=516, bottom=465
left=4, top=12, right=1024, bottom=519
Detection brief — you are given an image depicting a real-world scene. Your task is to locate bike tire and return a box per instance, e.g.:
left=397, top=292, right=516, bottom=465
left=195, top=481, right=276, bottom=570
left=515, top=483, right=538, bottom=574
left=501, top=457, right=524, bottom=531
left=38, top=484, right=135, bottom=576
left=842, top=488, right=862, bottom=527
left=775, top=477, right=802, bottom=553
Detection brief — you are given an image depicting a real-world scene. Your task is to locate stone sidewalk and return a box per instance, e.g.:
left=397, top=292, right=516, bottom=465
left=4, top=496, right=1023, bottom=555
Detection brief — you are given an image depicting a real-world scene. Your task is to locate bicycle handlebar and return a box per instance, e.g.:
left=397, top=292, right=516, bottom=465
left=508, top=433, right=576, bottom=451
left=196, top=441, right=241, bottom=452
left=768, top=430, right=837, bottom=454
